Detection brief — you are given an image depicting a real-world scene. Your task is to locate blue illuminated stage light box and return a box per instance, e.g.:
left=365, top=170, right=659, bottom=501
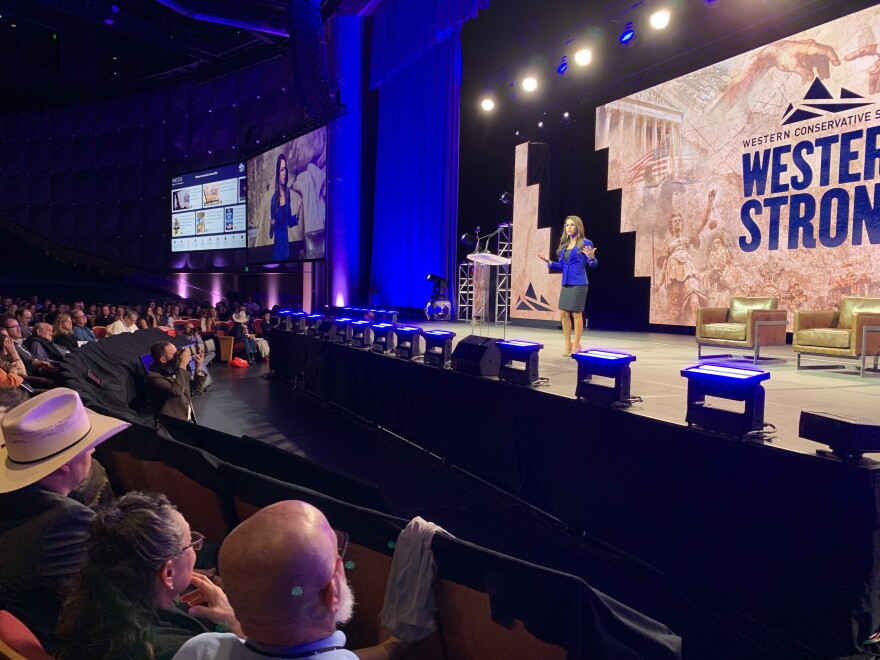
left=305, top=314, right=323, bottom=335
left=333, top=317, right=354, bottom=344
left=496, top=340, right=543, bottom=386
left=423, top=330, right=455, bottom=367
left=371, top=323, right=396, bottom=354
left=571, top=350, right=637, bottom=406
left=393, top=326, right=423, bottom=360
left=680, top=363, right=771, bottom=437
left=350, top=320, right=373, bottom=348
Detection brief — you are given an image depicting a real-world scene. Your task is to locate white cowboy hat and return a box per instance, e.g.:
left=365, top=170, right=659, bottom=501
left=0, top=388, right=130, bottom=493
left=232, top=311, right=249, bottom=324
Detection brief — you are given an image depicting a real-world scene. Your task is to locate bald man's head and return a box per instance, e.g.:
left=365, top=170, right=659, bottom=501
left=219, top=501, right=353, bottom=646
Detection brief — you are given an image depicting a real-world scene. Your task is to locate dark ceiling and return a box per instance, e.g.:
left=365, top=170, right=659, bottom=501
left=0, top=0, right=372, bottom=114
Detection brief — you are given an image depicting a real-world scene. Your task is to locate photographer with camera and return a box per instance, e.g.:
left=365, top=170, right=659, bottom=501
left=184, top=325, right=215, bottom=391
left=145, top=340, right=206, bottom=423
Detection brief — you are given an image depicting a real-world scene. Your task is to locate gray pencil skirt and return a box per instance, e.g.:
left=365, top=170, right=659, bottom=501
left=558, top=284, right=588, bottom=312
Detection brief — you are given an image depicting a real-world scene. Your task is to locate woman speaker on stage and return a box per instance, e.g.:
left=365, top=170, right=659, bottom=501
left=538, top=215, right=598, bottom=356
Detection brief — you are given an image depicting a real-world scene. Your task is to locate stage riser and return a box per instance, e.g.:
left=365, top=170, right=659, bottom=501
left=270, top=331, right=880, bottom=657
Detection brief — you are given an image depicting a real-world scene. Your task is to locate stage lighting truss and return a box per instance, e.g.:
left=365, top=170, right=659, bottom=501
left=571, top=350, right=637, bottom=406
left=393, top=326, right=424, bottom=360
left=496, top=339, right=544, bottom=386
left=423, top=330, right=455, bottom=367
left=680, top=363, right=771, bottom=439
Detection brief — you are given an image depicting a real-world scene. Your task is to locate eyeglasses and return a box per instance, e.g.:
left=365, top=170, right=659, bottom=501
left=334, top=529, right=349, bottom=560
left=177, top=531, right=205, bottom=555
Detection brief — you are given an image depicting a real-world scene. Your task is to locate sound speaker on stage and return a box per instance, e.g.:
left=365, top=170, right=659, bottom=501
left=451, top=335, right=500, bottom=377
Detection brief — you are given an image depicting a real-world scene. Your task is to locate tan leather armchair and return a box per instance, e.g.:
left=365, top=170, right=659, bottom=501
left=793, top=297, right=880, bottom=376
left=696, top=297, right=787, bottom=363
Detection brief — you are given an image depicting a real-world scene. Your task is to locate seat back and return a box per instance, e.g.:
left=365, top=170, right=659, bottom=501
left=0, top=611, right=54, bottom=660
left=253, top=318, right=264, bottom=335
left=92, top=325, right=107, bottom=339
left=729, top=297, right=777, bottom=324
left=838, top=297, right=880, bottom=329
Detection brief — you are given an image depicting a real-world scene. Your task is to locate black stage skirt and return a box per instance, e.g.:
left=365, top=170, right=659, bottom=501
left=558, top=284, right=588, bottom=312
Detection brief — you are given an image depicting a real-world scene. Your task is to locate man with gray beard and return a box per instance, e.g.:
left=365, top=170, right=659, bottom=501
left=173, top=501, right=406, bottom=660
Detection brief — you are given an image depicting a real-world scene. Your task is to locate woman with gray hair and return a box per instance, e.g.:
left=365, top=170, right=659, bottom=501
left=58, top=491, right=241, bottom=660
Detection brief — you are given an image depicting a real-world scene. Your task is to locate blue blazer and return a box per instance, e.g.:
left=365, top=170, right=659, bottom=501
left=548, top=240, right=598, bottom=286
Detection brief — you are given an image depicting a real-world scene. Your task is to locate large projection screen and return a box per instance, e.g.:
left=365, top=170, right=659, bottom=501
left=596, top=5, right=880, bottom=327
left=247, top=126, right=327, bottom=265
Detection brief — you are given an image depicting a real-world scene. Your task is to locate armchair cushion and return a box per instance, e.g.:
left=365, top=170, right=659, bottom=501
left=796, top=329, right=850, bottom=350
left=700, top=323, right=747, bottom=341
left=729, top=296, right=777, bottom=324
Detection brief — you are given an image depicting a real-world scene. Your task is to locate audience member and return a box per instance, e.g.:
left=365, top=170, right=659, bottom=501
left=146, top=341, right=206, bottom=421
left=26, top=322, right=69, bottom=361
left=94, top=304, right=114, bottom=327
left=173, top=501, right=407, bottom=660
left=230, top=312, right=257, bottom=364
left=0, top=329, right=27, bottom=382
left=15, top=307, right=33, bottom=338
left=0, top=388, right=130, bottom=652
left=0, top=316, right=58, bottom=378
left=71, top=310, right=97, bottom=343
left=107, top=308, right=140, bottom=335
left=57, top=491, right=242, bottom=660
left=53, top=313, right=80, bottom=352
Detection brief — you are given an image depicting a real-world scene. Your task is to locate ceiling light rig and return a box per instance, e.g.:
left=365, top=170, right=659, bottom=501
left=481, top=98, right=495, bottom=111
left=619, top=22, right=635, bottom=45
left=522, top=77, right=538, bottom=92
left=650, top=10, right=671, bottom=30
left=574, top=49, right=592, bottom=66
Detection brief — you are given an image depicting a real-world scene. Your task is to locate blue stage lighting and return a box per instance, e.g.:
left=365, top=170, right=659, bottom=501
left=371, top=323, right=396, bottom=354
left=496, top=340, right=544, bottom=386
left=423, top=330, right=455, bottom=367
left=571, top=350, right=637, bottom=405
left=620, top=23, right=635, bottom=44
left=681, top=364, right=771, bottom=437
left=557, top=61, right=568, bottom=75
left=350, top=320, right=372, bottom=348
left=393, top=326, right=424, bottom=360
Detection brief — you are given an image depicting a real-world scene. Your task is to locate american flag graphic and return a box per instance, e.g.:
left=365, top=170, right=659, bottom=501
left=627, top=140, right=670, bottom=185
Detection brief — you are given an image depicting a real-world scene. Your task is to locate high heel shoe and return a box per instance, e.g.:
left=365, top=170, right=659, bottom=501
left=572, top=344, right=582, bottom=354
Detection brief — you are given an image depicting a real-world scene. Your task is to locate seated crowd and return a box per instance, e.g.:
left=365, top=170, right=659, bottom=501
left=0, top=293, right=279, bottom=393
left=0, top=388, right=407, bottom=660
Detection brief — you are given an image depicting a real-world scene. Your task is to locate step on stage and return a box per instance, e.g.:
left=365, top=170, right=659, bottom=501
left=270, top=322, right=880, bottom=658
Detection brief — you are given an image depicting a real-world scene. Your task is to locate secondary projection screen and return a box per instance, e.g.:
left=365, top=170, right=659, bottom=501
left=247, top=126, right=327, bottom=264
left=170, top=162, right=247, bottom=252
left=596, top=5, right=880, bottom=327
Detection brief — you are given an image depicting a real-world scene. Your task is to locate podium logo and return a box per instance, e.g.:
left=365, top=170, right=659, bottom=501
left=781, top=78, right=872, bottom=125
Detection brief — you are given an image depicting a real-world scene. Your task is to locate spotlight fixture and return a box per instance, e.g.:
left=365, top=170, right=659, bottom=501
left=426, top=273, right=449, bottom=296
left=574, top=49, right=592, bottom=66
left=538, top=121, right=544, bottom=128
left=481, top=98, right=495, bottom=111
left=557, top=61, right=568, bottom=75
left=522, top=77, right=538, bottom=92
left=460, top=232, right=477, bottom=247
left=620, top=23, right=635, bottom=44
left=499, top=191, right=512, bottom=205
left=423, top=330, right=456, bottom=367
left=393, top=326, right=424, bottom=360
left=650, top=10, right=670, bottom=29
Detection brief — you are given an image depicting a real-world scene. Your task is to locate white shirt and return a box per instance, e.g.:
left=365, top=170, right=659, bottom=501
left=105, top=319, right=138, bottom=336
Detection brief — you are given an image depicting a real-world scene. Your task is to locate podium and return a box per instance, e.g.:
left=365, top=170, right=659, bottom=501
left=467, top=251, right=511, bottom=337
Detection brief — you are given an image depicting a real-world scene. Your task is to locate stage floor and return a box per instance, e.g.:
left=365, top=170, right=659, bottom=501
left=426, top=320, right=880, bottom=460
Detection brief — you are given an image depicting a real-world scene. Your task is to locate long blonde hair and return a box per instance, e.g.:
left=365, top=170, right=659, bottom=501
left=556, top=215, right=586, bottom=257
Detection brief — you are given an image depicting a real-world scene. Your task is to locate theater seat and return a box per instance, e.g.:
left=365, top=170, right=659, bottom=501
left=695, top=296, right=787, bottom=363
left=93, top=325, right=107, bottom=339
left=0, top=611, right=54, bottom=660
